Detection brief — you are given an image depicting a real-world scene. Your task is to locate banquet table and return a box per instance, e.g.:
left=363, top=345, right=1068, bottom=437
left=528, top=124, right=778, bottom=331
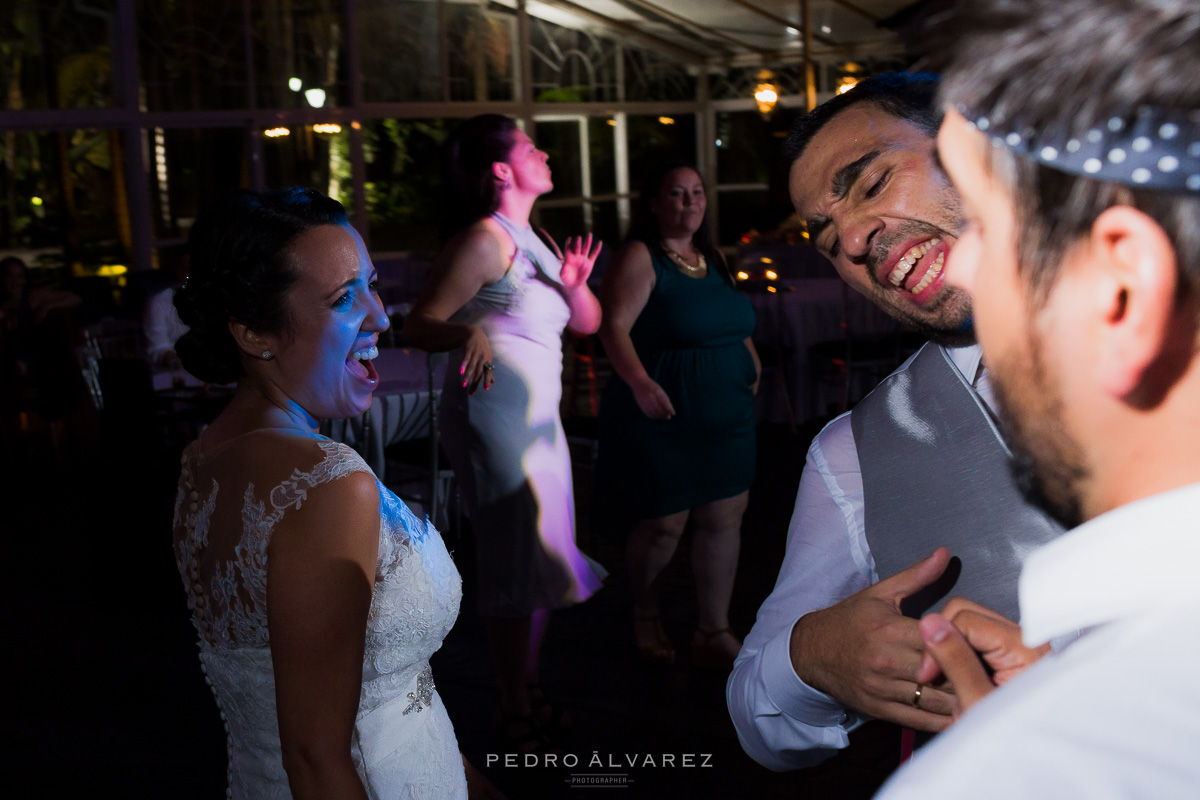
left=324, top=347, right=448, bottom=479
left=747, top=279, right=903, bottom=425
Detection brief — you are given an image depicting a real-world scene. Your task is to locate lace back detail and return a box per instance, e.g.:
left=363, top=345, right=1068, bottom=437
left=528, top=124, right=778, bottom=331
left=175, top=439, right=375, bottom=650
left=173, top=432, right=465, bottom=797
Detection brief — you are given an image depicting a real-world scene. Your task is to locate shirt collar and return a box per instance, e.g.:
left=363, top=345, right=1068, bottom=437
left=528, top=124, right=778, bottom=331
left=1019, top=481, right=1200, bottom=646
left=945, top=342, right=984, bottom=385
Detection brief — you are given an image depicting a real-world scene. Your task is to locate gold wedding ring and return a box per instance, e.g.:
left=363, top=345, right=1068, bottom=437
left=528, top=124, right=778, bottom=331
left=911, top=683, right=924, bottom=709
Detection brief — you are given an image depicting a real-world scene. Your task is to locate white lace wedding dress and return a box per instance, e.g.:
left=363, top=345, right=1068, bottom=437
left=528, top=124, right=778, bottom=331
left=173, top=431, right=467, bottom=799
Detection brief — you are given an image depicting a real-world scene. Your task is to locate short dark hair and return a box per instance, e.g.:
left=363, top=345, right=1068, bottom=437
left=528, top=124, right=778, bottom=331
left=782, top=72, right=942, bottom=171
left=174, top=187, right=348, bottom=384
left=441, top=114, right=520, bottom=237
left=931, top=0, right=1200, bottom=306
left=625, top=158, right=731, bottom=285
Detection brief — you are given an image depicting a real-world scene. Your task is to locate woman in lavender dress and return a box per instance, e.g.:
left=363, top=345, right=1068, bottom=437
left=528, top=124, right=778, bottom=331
left=403, top=115, right=605, bottom=753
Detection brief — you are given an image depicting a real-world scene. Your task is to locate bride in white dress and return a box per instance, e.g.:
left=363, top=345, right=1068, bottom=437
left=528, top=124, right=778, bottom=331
left=170, top=188, right=498, bottom=799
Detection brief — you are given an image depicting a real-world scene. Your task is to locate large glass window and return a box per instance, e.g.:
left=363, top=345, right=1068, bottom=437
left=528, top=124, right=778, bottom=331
left=627, top=113, right=696, bottom=182
left=137, top=0, right=248, bottom=111
left=533, top=114, right=628, bottom=243
left=262, top=123, right=350, bottom=197
left=252, top=0, right=348, bottom=111
left=621, top=43, right=695, bottom=103
left=447, top=2, right=516, bottom=102
left=528, top=15, right=619, bottom=103
left=148, top=126, right=248, bottom=243
left=359, top=0, right=441, bottom=103
left=0, top=129, right=65, bottom=249
left=361, top=118, right=451, bottom=253
left=0, top=128, right=126, bottom=271
left=715, top=109, right=796, bottom=186
left=2, top=0, right=116, bottom=111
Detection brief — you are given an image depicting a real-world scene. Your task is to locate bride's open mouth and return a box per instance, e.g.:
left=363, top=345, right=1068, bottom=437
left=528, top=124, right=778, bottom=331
left=347, top=344, right=379, bottom=383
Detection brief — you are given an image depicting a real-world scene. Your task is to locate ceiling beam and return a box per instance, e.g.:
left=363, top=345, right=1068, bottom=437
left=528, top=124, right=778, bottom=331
left=829, top=0, right=881, bottom=24
left=605, top=0, right=767, bottom=57
left=717, top=0, right=839, bottom=48
left=537, top=0, right=709, bottom=64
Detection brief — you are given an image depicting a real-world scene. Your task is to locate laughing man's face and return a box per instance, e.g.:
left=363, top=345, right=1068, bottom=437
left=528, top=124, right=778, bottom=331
left=791, top=103, right=973, bottom=344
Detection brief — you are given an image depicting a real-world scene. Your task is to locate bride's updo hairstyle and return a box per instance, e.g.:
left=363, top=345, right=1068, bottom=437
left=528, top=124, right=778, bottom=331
left=174, top=187, right=348, bottom=384
left=441, top=113, right=518, bottom=239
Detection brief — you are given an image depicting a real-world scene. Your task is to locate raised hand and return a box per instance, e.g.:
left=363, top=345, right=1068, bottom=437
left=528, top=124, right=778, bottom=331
left=559, top=233, right=603, bottom=290
left=916, top=598, right=1050, bottom=720
left=789, top=547, right=957, bottom=732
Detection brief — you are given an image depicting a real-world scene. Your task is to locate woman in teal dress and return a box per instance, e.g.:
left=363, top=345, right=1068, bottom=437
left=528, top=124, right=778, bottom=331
left=596, top=160, right=759, bottom=671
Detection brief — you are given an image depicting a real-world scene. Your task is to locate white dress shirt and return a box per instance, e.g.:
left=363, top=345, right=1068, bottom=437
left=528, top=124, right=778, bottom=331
left=727, top=344, right=988, bottom=771
left=876, top=481, right=1200, bottom=799
left=144, top=288, right=190, bottom=365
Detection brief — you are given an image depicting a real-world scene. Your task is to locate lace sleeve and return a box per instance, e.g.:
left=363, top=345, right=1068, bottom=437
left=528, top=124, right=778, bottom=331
left=266, top=440, right=375, bottom=522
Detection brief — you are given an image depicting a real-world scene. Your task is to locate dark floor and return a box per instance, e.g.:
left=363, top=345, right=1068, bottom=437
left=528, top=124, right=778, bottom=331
left=3, top=401, right=903, bottom=799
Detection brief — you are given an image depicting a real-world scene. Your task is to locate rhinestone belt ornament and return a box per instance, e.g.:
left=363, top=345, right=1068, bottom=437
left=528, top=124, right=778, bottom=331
left=402, top=665, right=435, bottom=715
left=959, top=103, right=1200, bottom=194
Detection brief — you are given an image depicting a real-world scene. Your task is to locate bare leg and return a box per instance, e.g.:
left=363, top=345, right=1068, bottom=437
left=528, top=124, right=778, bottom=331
left=689, top=491, right=749, bottom=665
left=627, top=510, right=689, bottom=618
left=627, top=510, right=689, bottom=660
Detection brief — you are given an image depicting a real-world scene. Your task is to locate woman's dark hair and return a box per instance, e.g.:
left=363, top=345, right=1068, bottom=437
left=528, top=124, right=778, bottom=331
left=441, top=114, right=520, bottom=238
left=626, top=159, right=732, bottom=285
left=173, top=187, right=348, bottom=384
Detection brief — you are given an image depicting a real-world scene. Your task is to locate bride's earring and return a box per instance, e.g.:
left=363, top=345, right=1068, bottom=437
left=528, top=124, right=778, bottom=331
left=262, top=350, right=273, bottom=360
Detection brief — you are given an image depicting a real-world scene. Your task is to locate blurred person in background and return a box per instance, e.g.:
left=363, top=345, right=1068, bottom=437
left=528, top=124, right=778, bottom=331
left=403, top=114, right=605, bottom=755
left=595, top=159, right=759, bottom=673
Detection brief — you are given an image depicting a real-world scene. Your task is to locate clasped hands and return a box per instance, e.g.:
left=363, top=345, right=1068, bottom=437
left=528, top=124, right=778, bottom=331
left=790, top=547, right=1049, bottom=732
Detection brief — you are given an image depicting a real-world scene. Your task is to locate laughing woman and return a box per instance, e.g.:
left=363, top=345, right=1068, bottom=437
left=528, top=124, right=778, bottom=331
left=172, top=188, right=499, bottom=799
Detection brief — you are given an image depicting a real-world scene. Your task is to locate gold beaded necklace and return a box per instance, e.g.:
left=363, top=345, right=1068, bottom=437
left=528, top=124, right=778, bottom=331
left=660, top=242, right=707, bottom=275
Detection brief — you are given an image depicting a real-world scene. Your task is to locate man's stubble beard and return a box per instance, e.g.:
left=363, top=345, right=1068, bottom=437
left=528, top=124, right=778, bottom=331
left=990, top=330, right=1090, bottom=530
left=865, top=189, right=974, bottom=346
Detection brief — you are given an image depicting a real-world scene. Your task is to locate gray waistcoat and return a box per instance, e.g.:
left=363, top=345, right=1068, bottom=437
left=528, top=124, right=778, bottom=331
left=851, top=343, right=1063, bottom=622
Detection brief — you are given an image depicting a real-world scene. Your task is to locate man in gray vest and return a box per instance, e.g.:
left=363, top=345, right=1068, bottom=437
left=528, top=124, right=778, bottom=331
left=727, top=72, right=1064, bottom=772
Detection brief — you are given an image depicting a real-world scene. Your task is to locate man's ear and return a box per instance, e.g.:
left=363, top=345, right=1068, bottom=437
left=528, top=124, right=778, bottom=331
left=1089, top=206, right=1178, bottom=399
left=228, top=319, right=275, bottom=360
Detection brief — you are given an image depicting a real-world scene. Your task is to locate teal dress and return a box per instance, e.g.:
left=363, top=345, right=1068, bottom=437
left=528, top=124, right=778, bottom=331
left=596, top=248, right=757, bottom=523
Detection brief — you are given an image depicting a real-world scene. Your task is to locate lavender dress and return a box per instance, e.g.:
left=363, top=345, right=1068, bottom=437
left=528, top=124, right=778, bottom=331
left=439, top=213, right=604, bottom=616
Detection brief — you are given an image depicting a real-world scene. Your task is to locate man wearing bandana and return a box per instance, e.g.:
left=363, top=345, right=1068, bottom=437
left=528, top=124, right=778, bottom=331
left=728, top=72, right=1066, bottom=772
left=876, top=0, right=1200, bottom=796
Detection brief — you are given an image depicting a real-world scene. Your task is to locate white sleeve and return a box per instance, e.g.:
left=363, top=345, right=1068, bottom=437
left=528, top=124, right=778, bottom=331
left=143, top=290, right=177, bottom=362
left=726, top=412, right=877, bottom=770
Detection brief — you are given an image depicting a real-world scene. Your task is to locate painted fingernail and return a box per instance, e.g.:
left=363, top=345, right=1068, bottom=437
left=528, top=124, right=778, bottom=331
left=920, top=614, right=952, bottom=644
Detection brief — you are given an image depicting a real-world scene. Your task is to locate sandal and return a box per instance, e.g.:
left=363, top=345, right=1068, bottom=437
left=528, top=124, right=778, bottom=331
left=690, top=627, right=741, bottom=672
left=634, top=614, right=676, bottom=665
left=494, top=710, right=556, bottom=755
left=527, top=682, right=573, bottom=739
